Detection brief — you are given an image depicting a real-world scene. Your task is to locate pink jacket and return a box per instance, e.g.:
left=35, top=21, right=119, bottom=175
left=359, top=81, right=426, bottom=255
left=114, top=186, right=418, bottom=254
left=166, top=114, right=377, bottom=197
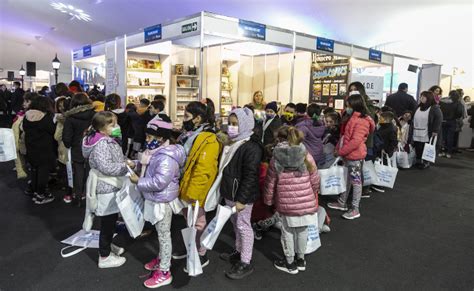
left=337, top=112, right=375, bottom=160
left=263, top=146, right=320, bottom=216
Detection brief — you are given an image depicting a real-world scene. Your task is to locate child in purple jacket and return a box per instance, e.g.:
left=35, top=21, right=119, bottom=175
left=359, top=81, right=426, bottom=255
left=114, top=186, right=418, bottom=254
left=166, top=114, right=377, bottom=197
left=128, top=119, right=186, bottom=289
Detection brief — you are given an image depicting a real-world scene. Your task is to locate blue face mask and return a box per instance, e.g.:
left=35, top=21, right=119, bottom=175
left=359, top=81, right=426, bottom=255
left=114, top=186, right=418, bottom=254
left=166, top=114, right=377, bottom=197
left=346, top=108, right=353, bottom=115
left=145, top=139, right=160, bottom=150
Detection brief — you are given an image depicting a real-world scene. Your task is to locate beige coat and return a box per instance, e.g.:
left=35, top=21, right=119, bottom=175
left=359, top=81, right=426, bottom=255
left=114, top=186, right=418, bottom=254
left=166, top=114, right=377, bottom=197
left=11, top=116, right=27, bottom=179
left=54, top=114, right=68, bottom=165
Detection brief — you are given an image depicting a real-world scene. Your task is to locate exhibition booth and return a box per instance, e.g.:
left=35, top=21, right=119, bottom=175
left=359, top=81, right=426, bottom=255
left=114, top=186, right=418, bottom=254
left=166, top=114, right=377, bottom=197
left=72, top=11, right=446, bottom=125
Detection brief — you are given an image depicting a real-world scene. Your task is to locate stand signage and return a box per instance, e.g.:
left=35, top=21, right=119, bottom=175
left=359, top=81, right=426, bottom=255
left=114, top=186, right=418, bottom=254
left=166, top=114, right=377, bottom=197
left=369, top=49, right=382, bottom=62
left=144, top=24, right=162, bottom=43
left=182, top=22, right=198, bottom=34
left=238, top=19, right=266, bottom=40
left=83, top=45, right=92, bottom=57
left=316, top=37, right=334, bottom=53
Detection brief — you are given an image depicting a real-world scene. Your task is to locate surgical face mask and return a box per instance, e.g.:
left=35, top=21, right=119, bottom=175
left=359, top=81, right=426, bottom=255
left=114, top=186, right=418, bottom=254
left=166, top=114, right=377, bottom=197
left=110, top=125, right=122, bottom=138
left=266, top=113, right=275, bottom=120
left=345, top=108, right=353, bottom=115
left=227, top=125, right=239, bottom=139
left=145, top=139, right=160, bottom=150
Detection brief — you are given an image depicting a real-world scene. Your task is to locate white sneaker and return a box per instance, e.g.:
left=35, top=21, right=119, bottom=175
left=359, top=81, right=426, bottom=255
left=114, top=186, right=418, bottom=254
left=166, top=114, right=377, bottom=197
left=98, top=253, right=126, bottom=269
left=111, top=244, right=125, bottom=256
left=320, top=224, right=331, bottom=233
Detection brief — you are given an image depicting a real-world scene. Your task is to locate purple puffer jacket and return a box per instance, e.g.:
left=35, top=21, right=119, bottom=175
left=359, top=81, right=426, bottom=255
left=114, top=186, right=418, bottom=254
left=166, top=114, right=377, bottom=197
left=137, top=144, right=186, bottom=203
left=263, top=143, right=320, bottom=216
left=295, top=117, right=325, bottom=165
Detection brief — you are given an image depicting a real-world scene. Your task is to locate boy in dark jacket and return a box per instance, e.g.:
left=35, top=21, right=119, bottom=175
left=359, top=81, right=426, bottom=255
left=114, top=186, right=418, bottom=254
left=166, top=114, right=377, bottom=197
left=374, top=111, right=398, bottom=158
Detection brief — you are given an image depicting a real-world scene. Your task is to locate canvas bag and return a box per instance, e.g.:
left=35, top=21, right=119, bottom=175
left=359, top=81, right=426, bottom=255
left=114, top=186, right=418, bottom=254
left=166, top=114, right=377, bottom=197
left=200, top=205, right=236, bottom=250
left=422, top=136, right=437, bottom=163
left=181, top=201, right=203, bottom=277
left=0, top=128, right=17, bottom=162
left=318, top=157, right=347, bottom=195
left=395, top=146, right=410, bottom=169
left=66, top=149, right=73, bottom=188
left=305, top=213, right=322, bottom=254
left=116, top=179, right=145, bottom=238
left=373, top=152, right=398, bottom=189
left=60, top=230, right=117, bottom=258
left=362, top=160, right=378, bottom=186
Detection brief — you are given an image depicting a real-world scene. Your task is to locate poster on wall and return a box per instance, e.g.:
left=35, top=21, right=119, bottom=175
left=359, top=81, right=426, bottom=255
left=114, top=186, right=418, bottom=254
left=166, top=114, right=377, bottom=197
left=309, top=54, right=349, bottom=105
left=353, top=75, right=384, bottom=101
left=106, top=58, right=115, bottom=95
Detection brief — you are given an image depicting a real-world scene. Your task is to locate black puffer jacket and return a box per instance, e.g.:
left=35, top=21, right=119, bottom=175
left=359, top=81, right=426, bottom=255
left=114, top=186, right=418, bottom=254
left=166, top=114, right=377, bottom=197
left=63, top=104, right=95, bottom=163
left=220, top=134, right=263, bottom=204
left=262, top=116, right=282, bottom=147
left=22, top=110, right=56, bottom=167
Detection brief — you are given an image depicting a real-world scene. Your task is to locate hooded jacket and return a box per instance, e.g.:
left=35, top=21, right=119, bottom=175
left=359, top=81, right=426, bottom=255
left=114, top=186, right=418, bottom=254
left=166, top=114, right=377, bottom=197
left=54, top=113, right=68, bottom=165
left=63, top=104, right=96, bottom=163
left=22, top=110, right=56, bottom=167
left=295, top=117, right=325, bottom=164
left=337, top=112, right=376, bottom=160
left=82, top=133, right=127, bottom=194
left=440, top=97, right=463, bottom=121
left=264, top=143, right=320, bottom=216
left=138, top=144, right=186, bottom=203
left=374, top=123, right=398, bottom=156
left=262, top=115, right=282, bottom=146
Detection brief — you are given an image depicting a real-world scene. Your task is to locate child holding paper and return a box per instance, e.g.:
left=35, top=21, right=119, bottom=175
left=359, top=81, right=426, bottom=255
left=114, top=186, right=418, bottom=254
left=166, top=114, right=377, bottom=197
left=263, top=126, right=320, bottom=275
left=214, top=107, right=263, bottom=280
left=128, top=119, right=186, bottom=289
left=327, top=94, right=375, bottom=220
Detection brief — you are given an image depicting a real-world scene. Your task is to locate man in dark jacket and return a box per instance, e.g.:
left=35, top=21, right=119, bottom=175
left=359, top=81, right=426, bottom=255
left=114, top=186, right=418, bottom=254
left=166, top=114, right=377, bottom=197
left=0, top=84, right=11, bottom=127
left=385, top=83, right=417, bottom=117
left=439, top=91, right=464, bottom=157
left=11, top=81, right=25, bottom=115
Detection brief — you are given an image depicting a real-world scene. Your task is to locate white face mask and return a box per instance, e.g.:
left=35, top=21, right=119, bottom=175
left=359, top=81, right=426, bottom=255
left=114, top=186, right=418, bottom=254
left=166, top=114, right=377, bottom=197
left=227, top=125, right=239, bottom=139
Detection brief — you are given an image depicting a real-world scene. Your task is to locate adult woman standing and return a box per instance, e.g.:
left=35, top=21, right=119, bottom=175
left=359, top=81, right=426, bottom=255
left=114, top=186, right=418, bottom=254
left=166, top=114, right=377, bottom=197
left=429, top=85, right=443, bottom=104
left=63, top=92, right=95, bottom=206
left=410, top=91, right=443, bottom=169
left=250, top=91, right=266, bottom=111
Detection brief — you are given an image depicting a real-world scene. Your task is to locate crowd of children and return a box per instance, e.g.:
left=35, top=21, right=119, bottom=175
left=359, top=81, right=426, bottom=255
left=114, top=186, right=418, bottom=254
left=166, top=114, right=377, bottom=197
left=5, top=79, right=472, bottom=289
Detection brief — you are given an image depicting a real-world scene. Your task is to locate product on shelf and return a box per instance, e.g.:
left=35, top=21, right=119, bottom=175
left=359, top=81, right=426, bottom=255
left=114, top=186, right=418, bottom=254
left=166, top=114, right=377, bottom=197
left=175, top=64, right=184, bottom=75
left=188, top=65, right=197, bottom=75
left=127, top=58, right=162, bottom=70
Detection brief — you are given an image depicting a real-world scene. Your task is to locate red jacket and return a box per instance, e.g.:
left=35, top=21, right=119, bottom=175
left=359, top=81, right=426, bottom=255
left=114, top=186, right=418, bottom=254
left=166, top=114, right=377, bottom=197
left=337, top=112, right=375, bottom=160
left=264, top=153, right=320, bottom=216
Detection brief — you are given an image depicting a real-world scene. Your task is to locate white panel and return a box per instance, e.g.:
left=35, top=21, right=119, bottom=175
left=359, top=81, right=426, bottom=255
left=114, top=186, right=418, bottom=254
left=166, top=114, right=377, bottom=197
left=203, top=15, right=239, bottom=37
left=295, top=34, right=316, bottom=51
left=266, top=28, right=294, bottom=47
left=116, top=37, right=127, bottom=101
left=292, top=51, right=312, bottom=104
left=264, top=54, right=279, bottom=101
left=334, top=43, right=351, bottom=57
left=105, top=40, right=116, bottom=96
left=252, top=56, right=265, bottom=94
left=419, top=64, right=442, bottom=92
left=126, top=33, right=144, bottom=49
left=238, top=55, right=253, bottom=106
left=352, top=46, right=368, bottom=60
left=381, top=53, right=393, bottom=65
left=204, top=46, right=221, bottom=106
left=278, top=53, right=292, bottom=104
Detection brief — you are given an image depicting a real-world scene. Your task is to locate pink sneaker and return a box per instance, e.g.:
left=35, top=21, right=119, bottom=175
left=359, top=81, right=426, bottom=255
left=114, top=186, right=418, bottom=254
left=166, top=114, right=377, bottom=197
left=144, top=257, right=160, bottom=271
left=143, top=270, right=172, bottom=289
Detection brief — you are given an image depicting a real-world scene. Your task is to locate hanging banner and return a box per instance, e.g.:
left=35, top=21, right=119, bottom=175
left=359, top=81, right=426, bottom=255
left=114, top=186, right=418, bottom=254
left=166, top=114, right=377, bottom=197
left=83, top=45, right=92, bottom=57
left=238, top=19, right=266, bottom=40
left=144, top=24, right=162, bottom=43
left=309, top=54, right=349, bottom=105
left=369, top=49, right=382, bottom=62
left=355, top=75, right=385, bottom=101
left=316, top=37, right=334, bottom=53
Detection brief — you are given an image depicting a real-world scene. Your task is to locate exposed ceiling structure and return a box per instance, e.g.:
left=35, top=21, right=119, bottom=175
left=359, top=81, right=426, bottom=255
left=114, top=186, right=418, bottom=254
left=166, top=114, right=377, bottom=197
left=0, top=0, right=472, bottom=85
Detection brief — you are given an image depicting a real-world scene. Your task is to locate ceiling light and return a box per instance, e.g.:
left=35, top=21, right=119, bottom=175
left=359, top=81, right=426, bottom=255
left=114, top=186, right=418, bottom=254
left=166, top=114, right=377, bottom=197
left=51, top=2, right=92, bottom=22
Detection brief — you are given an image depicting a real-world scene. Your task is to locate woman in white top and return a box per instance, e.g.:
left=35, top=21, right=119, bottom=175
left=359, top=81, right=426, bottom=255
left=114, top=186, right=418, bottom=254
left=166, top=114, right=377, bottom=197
left=410, top=91, right=443, bottom=169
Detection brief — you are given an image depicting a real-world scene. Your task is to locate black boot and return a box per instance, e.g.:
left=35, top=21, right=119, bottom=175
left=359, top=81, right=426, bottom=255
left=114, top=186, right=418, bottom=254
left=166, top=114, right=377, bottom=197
left=225, top=261, right=254, bottom=280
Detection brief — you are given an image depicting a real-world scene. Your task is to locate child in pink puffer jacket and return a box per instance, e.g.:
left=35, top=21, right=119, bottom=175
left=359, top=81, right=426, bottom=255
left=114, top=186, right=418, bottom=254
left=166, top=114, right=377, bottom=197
left=264, top=126, right=320, bottom=275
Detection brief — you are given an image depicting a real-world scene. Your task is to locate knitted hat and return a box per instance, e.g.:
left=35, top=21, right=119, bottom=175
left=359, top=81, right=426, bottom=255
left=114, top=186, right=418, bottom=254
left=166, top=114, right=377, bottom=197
left=265, top=101, right=278, bottom=113
left=146, top=119, right=173, bottom=139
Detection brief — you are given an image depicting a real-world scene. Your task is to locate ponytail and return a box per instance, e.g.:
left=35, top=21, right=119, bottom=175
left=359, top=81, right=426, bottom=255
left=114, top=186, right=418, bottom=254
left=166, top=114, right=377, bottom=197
left=186, top=101, right=215, bottom=127
left=85, top=111, right=116, bottom=140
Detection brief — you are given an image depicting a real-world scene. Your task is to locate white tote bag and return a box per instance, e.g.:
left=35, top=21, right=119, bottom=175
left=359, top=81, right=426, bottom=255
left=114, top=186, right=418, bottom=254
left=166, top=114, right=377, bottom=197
left=200, top=205, right=236, bottom=250
left=318, top=157, right=347, bottom=195
left=182, top=201, right=203, bottom=277
left=395, top=146, right=410, bottom=169
left=362, top=160, right=378, bottom=186
left=373, top=153, right=398, bottom=189
left=305, top=213, right=322, bottom=254
left=0, top=128, right=17, bottom=162
left=61, top=230, right=100, bottom=258
left=66, top=149, right=74, bottom=188
left=116, top=179, right=145, bottom=238
left=422, top=136, right=437, bottom=163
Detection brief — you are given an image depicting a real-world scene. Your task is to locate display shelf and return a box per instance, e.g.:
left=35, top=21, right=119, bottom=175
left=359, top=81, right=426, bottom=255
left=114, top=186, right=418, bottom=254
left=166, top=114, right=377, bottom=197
left=177, top=75, right=199, bottom=78
left=127, top=85, right=165, bottom=89
left=177, top=87, right=199, bottom=89
left=127, top=68, right=163, bottom=73
left=177, top=99, right=197, bottom=102
left=221, top=102, right=233, bottom=105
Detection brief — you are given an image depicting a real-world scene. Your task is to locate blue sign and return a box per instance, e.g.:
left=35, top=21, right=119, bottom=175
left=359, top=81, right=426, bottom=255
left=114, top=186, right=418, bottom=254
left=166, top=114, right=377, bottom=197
left=316, top=37, right=334, bottom=53
left=83, top=45, right=92, bottom=57
left=73, top=52, right=79, bottom=60
left=238, top=19, right=266, bottom=40
left=144, top=24, right=162, bottom=43
left=369, top=49, right=382, bottom=62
